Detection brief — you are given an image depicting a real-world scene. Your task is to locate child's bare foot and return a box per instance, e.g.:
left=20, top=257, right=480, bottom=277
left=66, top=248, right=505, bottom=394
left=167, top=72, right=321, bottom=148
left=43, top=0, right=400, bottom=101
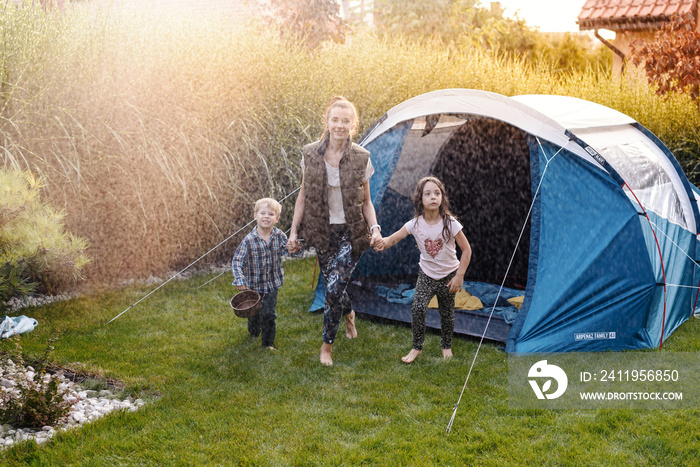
left=442, top=348, right=453, bottom=359
left=401, top=349, right=422, bottom=363
left=320, top=343, right=333, bottom=366
left=345, top=310, right=358, bottom=339
left=266, top=346, right=276, bottom=351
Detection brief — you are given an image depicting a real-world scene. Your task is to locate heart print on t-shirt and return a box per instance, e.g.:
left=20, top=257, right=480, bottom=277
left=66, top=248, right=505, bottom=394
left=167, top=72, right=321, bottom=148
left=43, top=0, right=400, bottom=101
left=424, top=238, right=443, bottom=258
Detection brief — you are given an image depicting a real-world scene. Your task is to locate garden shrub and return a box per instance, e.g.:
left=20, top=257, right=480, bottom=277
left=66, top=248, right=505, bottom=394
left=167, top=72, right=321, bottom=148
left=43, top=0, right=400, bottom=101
left=0, top=169, right=90, bottom=304
left=0, top=333, right=75, bottom=429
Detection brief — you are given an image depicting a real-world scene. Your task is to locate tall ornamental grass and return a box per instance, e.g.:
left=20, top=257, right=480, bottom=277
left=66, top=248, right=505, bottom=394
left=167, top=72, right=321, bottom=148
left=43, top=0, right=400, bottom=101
left=2, top=2, right=699, bottom=285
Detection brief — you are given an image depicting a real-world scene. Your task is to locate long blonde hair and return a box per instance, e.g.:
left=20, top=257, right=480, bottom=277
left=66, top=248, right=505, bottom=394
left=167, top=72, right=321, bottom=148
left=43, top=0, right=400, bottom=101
left=321, top=96, right=359, bottom=139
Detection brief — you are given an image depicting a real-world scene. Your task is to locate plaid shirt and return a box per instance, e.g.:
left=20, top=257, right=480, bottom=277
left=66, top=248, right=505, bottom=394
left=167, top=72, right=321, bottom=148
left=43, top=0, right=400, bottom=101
left=231, top=226, right=288, bottom=294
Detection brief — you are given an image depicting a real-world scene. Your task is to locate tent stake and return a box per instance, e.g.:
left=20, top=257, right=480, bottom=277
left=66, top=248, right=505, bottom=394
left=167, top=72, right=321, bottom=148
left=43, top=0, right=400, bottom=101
left=311, top=256, right=318, bottom=290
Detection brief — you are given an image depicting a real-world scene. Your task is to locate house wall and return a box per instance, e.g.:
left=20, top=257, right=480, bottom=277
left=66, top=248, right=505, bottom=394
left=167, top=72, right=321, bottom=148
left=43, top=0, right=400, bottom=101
left=611, top=30, right=655, bottom=78
left=599, top=13, right=700, bottom=78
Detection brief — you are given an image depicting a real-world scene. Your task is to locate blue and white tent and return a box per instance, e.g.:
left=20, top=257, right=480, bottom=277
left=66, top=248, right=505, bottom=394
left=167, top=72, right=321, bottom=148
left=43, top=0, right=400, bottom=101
left=309, top=89, right=700, bottom=353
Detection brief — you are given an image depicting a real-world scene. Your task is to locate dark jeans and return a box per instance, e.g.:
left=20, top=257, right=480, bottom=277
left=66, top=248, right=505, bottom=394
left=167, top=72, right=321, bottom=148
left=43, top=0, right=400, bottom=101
left=317, top=224, right=359, bottom=345
left=247, top=288, right=279, bottom=347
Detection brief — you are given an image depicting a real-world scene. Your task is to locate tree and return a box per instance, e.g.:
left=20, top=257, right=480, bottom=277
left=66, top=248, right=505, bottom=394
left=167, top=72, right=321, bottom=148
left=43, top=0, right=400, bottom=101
left=258, top=0, right=349, bottom=50
left=372, top=0, right=461, bottom=41
left=369, top=0, right=609, bottom=75
left=630, top=13, right=700, bottom=107
left=372, top=0, right=505, bottom=46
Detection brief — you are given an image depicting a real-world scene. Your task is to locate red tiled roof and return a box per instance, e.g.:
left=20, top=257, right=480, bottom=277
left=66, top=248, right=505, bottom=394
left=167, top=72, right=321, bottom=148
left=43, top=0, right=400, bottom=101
left=578, top=0, right=698, bottom=31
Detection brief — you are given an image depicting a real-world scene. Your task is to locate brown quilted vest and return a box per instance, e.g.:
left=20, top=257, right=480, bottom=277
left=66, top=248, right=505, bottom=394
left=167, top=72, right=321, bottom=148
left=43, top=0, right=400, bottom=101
left=300, top=135, right=371, bottom=260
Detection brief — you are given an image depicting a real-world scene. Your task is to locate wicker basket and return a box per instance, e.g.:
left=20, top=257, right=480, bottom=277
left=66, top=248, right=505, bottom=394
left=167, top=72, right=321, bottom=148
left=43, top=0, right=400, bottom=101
left=230, top=290, right=261, bottom=318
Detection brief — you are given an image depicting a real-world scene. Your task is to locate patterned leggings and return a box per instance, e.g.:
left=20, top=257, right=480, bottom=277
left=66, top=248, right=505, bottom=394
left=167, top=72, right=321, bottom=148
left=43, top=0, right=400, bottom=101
left=317, top=224, right=359, bottom=345
left=411, top=269, right=456, bottom=351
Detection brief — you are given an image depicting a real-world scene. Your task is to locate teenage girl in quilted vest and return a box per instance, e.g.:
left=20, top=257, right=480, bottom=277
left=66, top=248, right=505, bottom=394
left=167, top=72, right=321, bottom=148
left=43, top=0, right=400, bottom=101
left=287, top=96, right=382, bottom=366
left=374, top=176, right=472, bottom=363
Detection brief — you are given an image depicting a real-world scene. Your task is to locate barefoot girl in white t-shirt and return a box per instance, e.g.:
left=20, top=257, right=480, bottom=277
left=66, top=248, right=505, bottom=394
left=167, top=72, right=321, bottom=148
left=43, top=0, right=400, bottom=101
left=373, top=176, right=472, bottom=363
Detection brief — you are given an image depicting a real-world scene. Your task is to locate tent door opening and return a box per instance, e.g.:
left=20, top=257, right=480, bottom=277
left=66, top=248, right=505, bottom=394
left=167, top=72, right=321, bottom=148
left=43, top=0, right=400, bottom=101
left=345, top=115, right=533, bottom=343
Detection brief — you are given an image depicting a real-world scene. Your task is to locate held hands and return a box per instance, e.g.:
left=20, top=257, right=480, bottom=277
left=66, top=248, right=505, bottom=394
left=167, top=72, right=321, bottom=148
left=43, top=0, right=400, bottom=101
left=373, top=236, right=386, bottom=252
left=287, top=233, right=300, bottom=254
left=370, top=229, right=382, bottom=250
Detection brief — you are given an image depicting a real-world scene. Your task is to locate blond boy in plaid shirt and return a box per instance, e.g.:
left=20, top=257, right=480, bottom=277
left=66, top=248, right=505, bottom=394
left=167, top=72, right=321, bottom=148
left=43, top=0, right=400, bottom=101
left=232, top=198, right=287, bottom=349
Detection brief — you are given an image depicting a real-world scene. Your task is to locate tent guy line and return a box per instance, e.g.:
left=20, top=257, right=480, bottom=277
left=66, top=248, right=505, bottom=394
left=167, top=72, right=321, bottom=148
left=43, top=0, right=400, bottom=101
left=642, top=214, right=700, bottom=319
left=195, top=227, right=294, bottom=290
left=647, top=217, right=700, bottom=270
left=106, top=187, right=300, bottom=325
left=447, top=137, right=567, bottom=434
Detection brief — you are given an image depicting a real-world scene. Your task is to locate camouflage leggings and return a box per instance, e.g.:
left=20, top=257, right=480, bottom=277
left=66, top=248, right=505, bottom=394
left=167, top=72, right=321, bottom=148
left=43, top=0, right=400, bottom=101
left=317, top=224, right=358, bottom=345
left=411, top=269, right=456, bottom=351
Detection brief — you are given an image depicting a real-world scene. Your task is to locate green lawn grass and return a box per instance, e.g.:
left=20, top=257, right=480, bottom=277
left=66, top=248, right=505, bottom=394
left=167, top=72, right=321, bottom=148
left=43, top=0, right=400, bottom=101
left=2, top=256, right=700, bottom=465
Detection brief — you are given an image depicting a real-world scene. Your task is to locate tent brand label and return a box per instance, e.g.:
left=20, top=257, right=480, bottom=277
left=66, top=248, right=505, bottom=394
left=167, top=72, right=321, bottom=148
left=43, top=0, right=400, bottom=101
left=584, top=145, right=607, bottom=166
left=574, top=332, right=616, bottom=341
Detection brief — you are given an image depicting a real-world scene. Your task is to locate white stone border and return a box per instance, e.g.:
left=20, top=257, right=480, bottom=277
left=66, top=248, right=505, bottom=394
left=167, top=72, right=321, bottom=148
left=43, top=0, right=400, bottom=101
left=1, top=360, right=145, bottom=449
